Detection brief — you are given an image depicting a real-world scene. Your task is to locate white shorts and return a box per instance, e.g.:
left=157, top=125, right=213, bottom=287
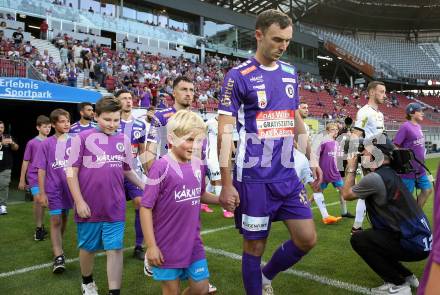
left=207, top=155, right=221, bottom=181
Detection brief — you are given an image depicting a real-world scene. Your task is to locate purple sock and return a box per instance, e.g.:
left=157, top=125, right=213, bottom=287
left=242, top=253, right=262, bottom=295
left=135, top=209, right=143, bottom=247
left=262, top=240, right=305, bottom=280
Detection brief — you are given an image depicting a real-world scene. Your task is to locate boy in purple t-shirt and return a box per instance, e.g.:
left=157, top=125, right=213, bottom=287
left=140, top=110, right=219, bottom=295
left=314, top=123, right=350, bottom=224
left=394, top=102, right=433, bottom=207
left=66, top=97, right=145, bottom=295
left=18, top=115, right=51, bottom=241
left=35, top=109, right=73, bottom=273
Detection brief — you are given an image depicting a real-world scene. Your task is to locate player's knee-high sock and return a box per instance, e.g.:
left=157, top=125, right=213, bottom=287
left=242, top=253, right=262, bottom=295
left=340, top=197, right=348, bottom=215
left=313, top=192, right=329, bottom=218
left=262, top=240, right=305, bottom=281
left=135, top=209, right=143, bottom=247
left=353, top=199, right=366, bottom=228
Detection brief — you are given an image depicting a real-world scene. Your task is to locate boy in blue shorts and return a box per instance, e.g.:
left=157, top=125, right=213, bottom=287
left=140, top=110, right=219, bottom=295
left=35, top=109, right=73, bottom=273
left=67, top=97, right=145, bottom=295
left=394, top=102, right=433, bottom=207
left=18, top=115, right=51, bottom=241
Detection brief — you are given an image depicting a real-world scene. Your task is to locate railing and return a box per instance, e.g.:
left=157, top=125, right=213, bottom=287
left=0, top=57, right=27, bottom=77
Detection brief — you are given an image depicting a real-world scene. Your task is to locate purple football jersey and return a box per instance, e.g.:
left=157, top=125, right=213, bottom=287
left=140, top=91, right=151, bottom=108
left=393, top=121, right=426, bottom=178
left=35, top=135, right=73, bottom=210
left=218, top=58, right=299, bottom=183
left=69, top=128, right=132, bottom=222
left=417, top=164, right=440, bottom=295
left=23, top=136, right=45, bottom=187
left=69, top=121, right=97, bottom=134
left=117, top=118, right=147, bottom=176
left=141, top=155, right=206, bottom=268
left=147, top=107, right=176, bottom=157
left=319, top=139, right=343, bottom=184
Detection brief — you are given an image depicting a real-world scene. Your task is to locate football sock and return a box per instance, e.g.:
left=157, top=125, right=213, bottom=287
left=262, top=240, right=305, bottom=280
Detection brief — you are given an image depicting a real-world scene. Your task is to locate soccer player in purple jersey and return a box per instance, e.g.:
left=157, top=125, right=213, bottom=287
left=70, top=102, right=96, bottom=134
left=141, top=110, right=219, bottom=295
left=18, top=115, right=51, bottom=241
left=314, top=122, right=348, bottom=224
left=66, top=97, right=145, bottom=295
left=36, top=109, right=73, bottom=273
left=217, top=10, right=322, bottom=295
left=115, top=89, right=148, bottom=261
left=394, top=102, right=433, bottom=208
left=418, top=163, right=440, bottom=295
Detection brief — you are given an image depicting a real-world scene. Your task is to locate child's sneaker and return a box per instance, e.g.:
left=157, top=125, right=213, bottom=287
left=34, top=227, right=47, bottom=241
left=223, top=210, right=234, bottom=218
left=81, top=281, right=98, bottom=295
left=405, top=274, right=419, bottom=288
left=263, top=283, right=274, bottom=295
left=201, top=204, right=214, bottom=213
left=208, top=283, right=217, bottom=294
left=133, top=246, right=145, bottom=261
left=53, top=254, right=65, bottom=274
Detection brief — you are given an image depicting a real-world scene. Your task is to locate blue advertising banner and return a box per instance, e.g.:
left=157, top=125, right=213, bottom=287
left=0, top=78, right=102, bottom=103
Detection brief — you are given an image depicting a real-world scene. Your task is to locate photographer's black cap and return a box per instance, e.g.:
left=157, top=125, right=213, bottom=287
left=373, top=137, right=395, bottom=156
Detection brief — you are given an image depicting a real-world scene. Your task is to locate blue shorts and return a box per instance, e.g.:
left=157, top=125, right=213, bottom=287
left=30, top=186, right=40, bottom=196
left=402, top=175, right=433, bottom=193
left=49, top=209, right=69, bottom=216
left=153, top=259, right=210, bottom=282
left=77, top=221, right=125, bottom=252
left=233, top=178, right=312, bottom=240
left=124, top=180, right=143, bottom=201
left=320, top=179, right=344, bottom=190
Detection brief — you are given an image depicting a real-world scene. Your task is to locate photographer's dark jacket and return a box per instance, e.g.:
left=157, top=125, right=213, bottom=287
left=0, top=134, right=14, bottom=172
left=352, top=166, right=432, bottom=254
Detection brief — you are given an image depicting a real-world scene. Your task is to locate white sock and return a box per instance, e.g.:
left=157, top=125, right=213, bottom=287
left=212, top=185, right=222, bottom=196
left=262, top=273, right=271, bottom=286
left=353, top=199, right=366, bottom=228
left=339, top=196, right=348, bottom=215
left=313, top=193, right=329, bottom=218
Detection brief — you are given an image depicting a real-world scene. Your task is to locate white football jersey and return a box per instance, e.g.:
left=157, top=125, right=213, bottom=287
left=354, top=104, right=385, bottom=138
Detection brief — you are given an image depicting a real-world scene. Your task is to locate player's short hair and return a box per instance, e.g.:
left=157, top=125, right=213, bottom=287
left=367, top=81, right=385, bottom=94
left=36, top=115, right=50, bottom=126
left=50, top=109, right=70, bottom=124
left=299, top=100, right=308, bottom=106
left=77, top=102, right=93, bottom=113
left=256, top=9, right=293, bottom=33
left=167, top=110, right=206, bottom=138
left=173, top=76, right=193, bottom=89
left=114, top=89, right=132, bottom=98
left=95, top=97, right=122, bottom=116
left=326, top=122, right=338, bottom=131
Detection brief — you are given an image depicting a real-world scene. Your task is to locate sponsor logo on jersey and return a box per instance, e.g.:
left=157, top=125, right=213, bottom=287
left=253, top=84, right=265, bottom=90
left=257, top=91, right=267, bottom=109
left=174, top=185, right=202, bottom=202
left=242, top=214, right=269, bottom=232
left=281, top=64, right=295, bottom=75
left=233, top=60, right=252, bottom=69
left=240, top=65, right=257, bottom=76
left=250, top=75, right=264, bottom=83
left=221, top=78, right=234, bottom=107
left=256, top=110, right=295, bottom=139
left=285, top=84, right=295, bottom=98
left=282, top=77, right=296, bottom=83
left=116, top=142, right=125, bottom=152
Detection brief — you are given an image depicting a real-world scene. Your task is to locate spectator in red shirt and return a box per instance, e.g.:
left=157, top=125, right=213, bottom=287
left=40, top=20, right=48, bottom=40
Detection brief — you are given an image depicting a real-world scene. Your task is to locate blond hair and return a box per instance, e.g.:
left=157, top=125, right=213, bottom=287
left=167, top=110, right=206, bottom=138
left=326, top=122, right=338, bottom=131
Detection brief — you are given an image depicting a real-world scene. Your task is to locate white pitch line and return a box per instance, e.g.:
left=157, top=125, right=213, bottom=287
left=0, top=201, right=340, bottom=279
left=204, top=246, right=373, bottom=295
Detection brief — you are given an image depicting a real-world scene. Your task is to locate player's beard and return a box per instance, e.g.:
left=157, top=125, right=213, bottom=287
left=83, top=115, right=93, bottom=121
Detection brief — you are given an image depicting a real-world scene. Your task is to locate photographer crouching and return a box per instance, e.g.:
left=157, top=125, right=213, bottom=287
left=341, top=136, right=432, bottom=295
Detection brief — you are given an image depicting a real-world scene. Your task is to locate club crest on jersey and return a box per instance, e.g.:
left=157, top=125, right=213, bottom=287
left=250, top=75, right=264, bottom=83
left=257, top=91, right=267, bottom=109
left=65, top=147, right=71, bottom=156
left=285, top=84, right=295, bottom=98
left=116, top=142, right=125, bottom=152
left=194, top=169, right=202, bottom=184
left=240, top=65, right=257, bottom=76
left=134, top=131, right=141, bottom=139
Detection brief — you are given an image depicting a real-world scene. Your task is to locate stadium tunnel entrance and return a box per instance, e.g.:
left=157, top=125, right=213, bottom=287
left=0, top=99, right=80, bottom=181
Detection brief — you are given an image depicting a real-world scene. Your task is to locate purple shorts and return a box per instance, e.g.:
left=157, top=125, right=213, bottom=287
left=233, top=178, right=312, bottom=240
left=124, top=179, right=143, bottom=201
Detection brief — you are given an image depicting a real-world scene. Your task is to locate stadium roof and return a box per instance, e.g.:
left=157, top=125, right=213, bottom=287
left=202, top=0, right=440, bottom=32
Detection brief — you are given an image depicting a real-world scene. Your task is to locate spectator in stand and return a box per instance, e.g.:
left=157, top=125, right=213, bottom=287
left=40, top=20, right=48, bottom=40
left=12, top=28, right=24, bottom=46
left=66, top=61, right=78, bottom=87
left=6, top=14, right=14, bottom=21
left=140, top=85, right=152, bottom=108
left=0, top=22, right=6, bottom=29
left=88, top=6, right=94, bottom=13
left=59, top=44, right=68, bottom=66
